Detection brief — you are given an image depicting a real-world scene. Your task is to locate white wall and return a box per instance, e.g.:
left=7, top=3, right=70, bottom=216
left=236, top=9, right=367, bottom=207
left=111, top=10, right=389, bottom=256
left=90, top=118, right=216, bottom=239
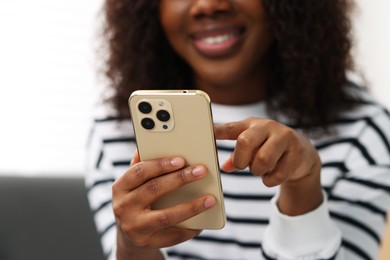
left=0, top=1, right=103, bottom=175
left=0, top=1, right=389, bottom=176
left=352, top=0, right=390, bottom=106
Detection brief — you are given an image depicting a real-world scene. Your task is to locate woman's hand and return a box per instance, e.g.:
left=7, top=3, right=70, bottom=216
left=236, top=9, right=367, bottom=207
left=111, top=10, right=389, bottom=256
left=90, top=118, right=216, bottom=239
left=214, top=117, right=323, bottom=216
left=112, top=152, right=216, bottom=259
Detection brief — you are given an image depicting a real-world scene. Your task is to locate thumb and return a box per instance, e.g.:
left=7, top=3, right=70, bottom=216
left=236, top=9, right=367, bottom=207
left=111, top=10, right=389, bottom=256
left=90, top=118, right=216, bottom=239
left=221, top=154, right=239, bottom=173
left=130, top=149, right=140, bottom=166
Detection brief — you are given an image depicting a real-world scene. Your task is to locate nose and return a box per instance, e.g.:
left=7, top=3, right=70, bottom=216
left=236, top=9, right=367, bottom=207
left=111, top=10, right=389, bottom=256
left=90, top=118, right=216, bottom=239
left=189, top=0, right=234, bottom=19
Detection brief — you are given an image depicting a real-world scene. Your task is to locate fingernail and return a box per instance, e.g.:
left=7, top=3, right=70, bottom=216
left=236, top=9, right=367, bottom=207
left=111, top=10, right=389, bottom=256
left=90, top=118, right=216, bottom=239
left=204, top=197, right=216, bottom=208
left=170, top=157, right=183, bottom=167
left=192, top=166, right=206, bottom=177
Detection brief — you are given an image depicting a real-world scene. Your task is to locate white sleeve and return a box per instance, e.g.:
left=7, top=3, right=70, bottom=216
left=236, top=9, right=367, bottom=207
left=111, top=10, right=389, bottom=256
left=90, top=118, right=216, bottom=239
left=107, top=244, right=117, bottom=260
left=262, top=190, right=342, bottom=259
left=85, top=115, right=133, bottom=259
left=161, top=248, right=170, bottom=259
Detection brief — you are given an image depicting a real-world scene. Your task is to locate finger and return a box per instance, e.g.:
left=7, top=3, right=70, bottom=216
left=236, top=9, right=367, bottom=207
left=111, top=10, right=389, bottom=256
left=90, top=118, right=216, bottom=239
left=261, top=152, right=291, bottom=187
left=214, top=120, right=250, bottom=140
left=261, top=130, right=319, bottom=186
left=135, top=165, right=209, bottom=206
left=140, top=195, right=216, bottom=233
left=113, top=156, right=186, bottom=193
left=262, top=148, right=318, bottom=187
left=249, top=135, right=288, bottom=176
left=148, top=228, right=202, bottom=248
left=130, top=149, right=140, bottom=166
left=232, top=126, right=268, bottom=169
left=215, top=119, right=271, bottom=170
left=261, top=143, right=312, bottom=187
left=221, top=155, right=239, bottom=172
left=132, top=227, right=202, bottom=249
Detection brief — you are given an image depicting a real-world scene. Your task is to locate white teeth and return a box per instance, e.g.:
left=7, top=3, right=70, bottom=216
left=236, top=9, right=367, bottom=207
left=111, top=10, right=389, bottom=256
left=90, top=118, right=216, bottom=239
left=201, top=33, right=235, bottom=45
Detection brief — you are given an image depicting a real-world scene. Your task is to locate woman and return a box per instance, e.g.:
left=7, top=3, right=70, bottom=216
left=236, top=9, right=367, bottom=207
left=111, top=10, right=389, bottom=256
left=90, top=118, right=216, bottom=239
left=86, top=0, right=390, bottom=259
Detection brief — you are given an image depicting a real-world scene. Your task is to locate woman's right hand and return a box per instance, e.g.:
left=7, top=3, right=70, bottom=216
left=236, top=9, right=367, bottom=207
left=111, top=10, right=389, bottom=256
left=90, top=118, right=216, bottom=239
left=112, top=151, right=216, bottom=259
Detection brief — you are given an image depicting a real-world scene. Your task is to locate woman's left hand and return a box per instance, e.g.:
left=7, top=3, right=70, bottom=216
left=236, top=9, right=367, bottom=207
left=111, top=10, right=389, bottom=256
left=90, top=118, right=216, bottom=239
left=214, top=117, right=323, bottom=215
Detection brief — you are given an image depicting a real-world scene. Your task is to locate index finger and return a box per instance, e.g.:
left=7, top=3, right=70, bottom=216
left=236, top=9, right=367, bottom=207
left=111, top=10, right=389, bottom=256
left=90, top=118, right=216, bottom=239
left=113, top=156, right=186, bottom=193
left=213, top=119, right=251, bottom=140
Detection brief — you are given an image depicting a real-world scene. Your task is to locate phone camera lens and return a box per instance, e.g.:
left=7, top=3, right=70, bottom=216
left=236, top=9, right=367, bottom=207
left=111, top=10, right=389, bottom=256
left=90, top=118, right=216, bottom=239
left=138, top=102, right=152, bottom=114
left=156, top=110, right=170, bottom=122
left=141, top=118, right=155, bottom=130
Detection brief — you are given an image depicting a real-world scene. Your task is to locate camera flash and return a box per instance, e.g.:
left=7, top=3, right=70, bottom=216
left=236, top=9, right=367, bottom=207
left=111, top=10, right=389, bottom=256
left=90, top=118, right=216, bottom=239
left=159, top=102, right=164, bottom=107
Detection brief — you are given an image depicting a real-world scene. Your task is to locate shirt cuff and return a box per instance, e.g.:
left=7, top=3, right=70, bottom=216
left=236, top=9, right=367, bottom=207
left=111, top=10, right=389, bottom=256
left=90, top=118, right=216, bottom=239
left=107, top=244, right=117, bottom=260
left=161, top=248, right=169, bottom=259
left=262, top=190, right=341, bottom=259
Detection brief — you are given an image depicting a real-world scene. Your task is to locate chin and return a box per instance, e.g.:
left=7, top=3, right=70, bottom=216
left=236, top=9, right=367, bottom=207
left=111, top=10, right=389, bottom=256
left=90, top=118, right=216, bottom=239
left=199, top=73, right=235, bottom=86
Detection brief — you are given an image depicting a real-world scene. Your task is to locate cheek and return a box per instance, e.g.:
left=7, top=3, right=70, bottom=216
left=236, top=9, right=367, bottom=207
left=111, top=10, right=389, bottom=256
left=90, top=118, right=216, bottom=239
left=159, top=6, right=190, bottom=61
left=159, top=1, right=187, bottom=37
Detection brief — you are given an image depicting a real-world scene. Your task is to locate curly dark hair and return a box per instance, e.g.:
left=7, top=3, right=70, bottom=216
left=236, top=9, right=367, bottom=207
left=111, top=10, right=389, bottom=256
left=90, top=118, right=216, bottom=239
left=101, top=0, right=358, bottom=129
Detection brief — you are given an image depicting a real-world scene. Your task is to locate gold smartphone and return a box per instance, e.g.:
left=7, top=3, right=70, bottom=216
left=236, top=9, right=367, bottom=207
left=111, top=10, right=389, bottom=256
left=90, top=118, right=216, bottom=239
left=129, top=90, right=226, bottom=230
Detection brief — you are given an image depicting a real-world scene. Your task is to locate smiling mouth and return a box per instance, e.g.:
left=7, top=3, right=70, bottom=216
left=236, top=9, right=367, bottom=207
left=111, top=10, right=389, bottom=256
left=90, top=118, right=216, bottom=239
left=192, top=27, right=244, bottom=58
left=200, top=32, right=240, bottom=45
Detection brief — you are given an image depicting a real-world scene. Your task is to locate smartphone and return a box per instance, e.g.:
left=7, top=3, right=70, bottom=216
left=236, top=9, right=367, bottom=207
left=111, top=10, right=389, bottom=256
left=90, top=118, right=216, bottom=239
left=129, top=90, right=226, bottom=230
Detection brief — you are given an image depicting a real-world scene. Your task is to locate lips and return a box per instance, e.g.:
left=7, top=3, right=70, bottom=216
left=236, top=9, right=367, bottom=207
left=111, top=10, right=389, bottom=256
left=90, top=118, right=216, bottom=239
left=191, top=26, right=244, bottom=58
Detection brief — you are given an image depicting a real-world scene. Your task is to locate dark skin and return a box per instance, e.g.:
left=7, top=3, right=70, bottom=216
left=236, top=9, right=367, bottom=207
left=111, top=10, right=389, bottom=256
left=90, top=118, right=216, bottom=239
left=113, top=0, right=323, bottom=259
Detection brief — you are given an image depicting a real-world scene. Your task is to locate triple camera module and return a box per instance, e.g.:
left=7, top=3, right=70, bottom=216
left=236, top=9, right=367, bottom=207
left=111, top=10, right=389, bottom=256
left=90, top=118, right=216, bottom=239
left=138, top=101, right=172, bottom=131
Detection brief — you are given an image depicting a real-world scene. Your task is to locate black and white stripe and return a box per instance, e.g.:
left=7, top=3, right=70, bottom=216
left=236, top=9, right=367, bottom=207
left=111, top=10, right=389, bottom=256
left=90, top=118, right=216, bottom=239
left=85, top=87, right=390, bottom=259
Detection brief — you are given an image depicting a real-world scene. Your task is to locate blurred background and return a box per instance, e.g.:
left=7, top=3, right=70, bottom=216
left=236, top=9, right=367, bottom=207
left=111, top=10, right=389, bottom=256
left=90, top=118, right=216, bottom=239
left=0, top=0, right=389, bottom=177
left=0, top=1, right=106, bottom=259
left=0, top=1, right=102, bottom=176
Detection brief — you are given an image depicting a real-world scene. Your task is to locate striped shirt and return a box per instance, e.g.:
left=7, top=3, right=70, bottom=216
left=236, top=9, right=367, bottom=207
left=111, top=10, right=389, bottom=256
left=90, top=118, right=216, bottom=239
left=85, top=85, right=390, bottom=260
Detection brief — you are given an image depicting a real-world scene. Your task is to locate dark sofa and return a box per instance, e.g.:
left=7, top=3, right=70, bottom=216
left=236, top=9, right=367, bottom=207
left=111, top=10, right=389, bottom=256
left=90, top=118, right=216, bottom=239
left=0, top=175, right=104, bottom=260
